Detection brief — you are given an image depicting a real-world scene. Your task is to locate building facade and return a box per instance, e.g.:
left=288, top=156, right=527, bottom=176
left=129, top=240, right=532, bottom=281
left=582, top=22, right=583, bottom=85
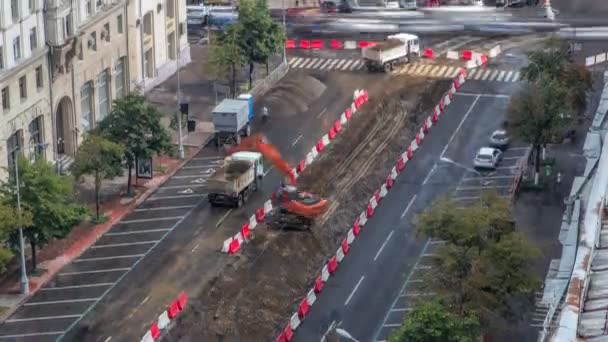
left=0, top=0, right=53, bottom=180
left=45, top=0, right=129, bottom=169
left=127, top=0, right=190, bottom=94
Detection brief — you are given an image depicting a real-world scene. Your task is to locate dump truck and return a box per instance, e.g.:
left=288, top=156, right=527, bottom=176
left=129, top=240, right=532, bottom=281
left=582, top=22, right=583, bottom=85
left=212, top=99, right=251, bottom=147
left=362, top=33, right=420, bottom=72
left=207, top=152, right=263, bottom=207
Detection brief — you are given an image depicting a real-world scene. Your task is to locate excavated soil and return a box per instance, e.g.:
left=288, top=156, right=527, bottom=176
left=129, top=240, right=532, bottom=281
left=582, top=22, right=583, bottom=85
left=172, top=76, right=452, bottom=341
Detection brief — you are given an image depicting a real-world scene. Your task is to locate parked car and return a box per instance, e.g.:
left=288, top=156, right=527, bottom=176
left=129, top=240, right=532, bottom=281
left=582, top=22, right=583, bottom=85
left=474, top=147, right=502, bottom=169
left=489, top=129, right=510, bottom=148
left=187, top=5, right=208, bottom=28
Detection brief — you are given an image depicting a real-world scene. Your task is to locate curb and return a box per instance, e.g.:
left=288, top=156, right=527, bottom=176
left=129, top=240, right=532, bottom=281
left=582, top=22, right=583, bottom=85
left=0, top=135, right=211, bottom=323
left=275, top=70, right=468, bottom=342
left=221, top=89, right=370, bottom=254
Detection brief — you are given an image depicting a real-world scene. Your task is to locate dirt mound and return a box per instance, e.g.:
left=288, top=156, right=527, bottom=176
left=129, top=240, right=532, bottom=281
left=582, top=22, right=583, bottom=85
left=262, top=75, right=327, bottom=117
left=172, top=75, right=452, bottom=341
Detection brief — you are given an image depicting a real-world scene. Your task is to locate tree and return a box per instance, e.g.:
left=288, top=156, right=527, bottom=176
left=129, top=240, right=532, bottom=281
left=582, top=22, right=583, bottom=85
left=206, top=24, right=247, bottom=97
left=2, top=157, right=86, bottom=270
left=98, top=94, right=173, bottom=195
left=0, top=201, right=32, bottom=273
left=71, top=133, right=124, bottom=221
left=416, top=193, right=540, bottom=322
left=508, top=81, right=572, bottom=185
left=389, top=299, right=480, bottom=342
left=236, top=0, right=285, bottom=88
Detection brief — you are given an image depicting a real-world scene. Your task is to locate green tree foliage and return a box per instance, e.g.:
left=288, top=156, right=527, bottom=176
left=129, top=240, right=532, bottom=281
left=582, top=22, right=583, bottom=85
left=0, top=201, right=32, bottom=273
left=2, top=157, right=86, bottom=270
left=98, top=94, right=173, bottom=194
left=71, top=134, right=125, bottom=220
left=416, top=192, right=540, bottom=321
left=389, top=299, right=480, bottom=342
left=236, top=0, right=285, bottom=88
left=206, top=25, right=247, bottom=97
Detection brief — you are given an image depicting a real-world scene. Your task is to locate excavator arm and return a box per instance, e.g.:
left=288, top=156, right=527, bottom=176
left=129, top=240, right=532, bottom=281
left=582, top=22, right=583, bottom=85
left=226, top=134, right=297, bottom=185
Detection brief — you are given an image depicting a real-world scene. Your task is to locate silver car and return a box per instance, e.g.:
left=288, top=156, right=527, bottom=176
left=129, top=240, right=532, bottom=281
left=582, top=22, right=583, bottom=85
left=474, top=147, right=502, bottom=169
left=489, top=129, right=510, bottom=148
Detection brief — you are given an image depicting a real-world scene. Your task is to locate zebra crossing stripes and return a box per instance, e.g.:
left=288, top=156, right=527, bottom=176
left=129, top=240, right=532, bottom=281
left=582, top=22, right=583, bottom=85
left=400, top=63, right=522, bottom=83
left=288, top=57, right=365, bottom=71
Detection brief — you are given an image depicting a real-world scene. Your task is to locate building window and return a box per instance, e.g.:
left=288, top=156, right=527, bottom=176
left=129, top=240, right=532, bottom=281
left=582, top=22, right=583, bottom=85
left=115, top=57, right=126, bottom=98
left=97, top=70, right=110, bottom=121
left=117, top=15, right=123, bottom=34
left=88, top=32, right=97, bottom=51
left=65, top=13, right=73, bottom=37
left=13, top=37, right=21, bottom=61
left=86, top=0, right=92, bottom=16
left=19, top=76, right=27, bottom=100
left=143, top=12, right=153, bottom=36
left=1, top=87, right=9, bottom=111
left=28, top=0, right=34, bottom=11
left=168, top=32, right=177, bottom=60
left=7, top=130, right=23, bottom=178
left=144, top=49, right=154, bottom=78
left=28, top=116, right=44, bottom=159
left=96, top=0, right=103, bottom=8
left=11, top=0, right=19, bottom=20
left=0, top=48, right=3, bottom=70
left=30, top=28, right=37, bottom=51
left=166, top=0, right=175, bottom=18
left=35, top=66, right=43, bottom=88
left=102, top=22, right=110, bottom=42
left=80, top=82, right=93, bottom=132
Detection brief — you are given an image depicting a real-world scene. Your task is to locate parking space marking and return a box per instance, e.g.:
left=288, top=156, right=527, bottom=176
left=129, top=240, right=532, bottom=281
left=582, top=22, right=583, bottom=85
left=216, top=209, right=233, bottom=227
left=158, top=184, right=206, bottom=190
left=181, top=165, right=218, bottom=170
left=455, top=92, right=511, bottom=99
left=120, top=216, right=183, bottom=224
left=503, top=156, right=524, bottom=160
left=74, top=254, right=144, bottom=262
left=390, top=307, right=412, bottom=312
left=6, top=314, right=82, bottom=323
left=463, top=175, right=511, bottom=180
left=147, top=194, right=201, bottom=200
left=91, top=241, right=157, bottom=249
left=106, top=228, right=172, bottom=236
left=40, top=283, right=114, bottom=291
left=452, top=196, right=481, bottom=201
left=172, top=174, right=212, bottom=179
left=25, top=298, right=99, bottom=306
left=456, top=185, right=511, bottom=191
left=0, top=332, right=64, bottom=339
left=134, top=205, right=196, bottom=212
left=496, top=166, right=517, bottom=170
left=59, top=268, right=130, bottom=276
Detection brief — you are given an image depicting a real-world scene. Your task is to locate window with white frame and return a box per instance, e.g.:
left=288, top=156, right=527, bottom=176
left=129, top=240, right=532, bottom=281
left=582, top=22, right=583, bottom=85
left=35, top=66, right=43, bottom=89
left=86, top=0, right=92, bottom=16
left=167, top=32, right=176, bottom=60
left=30, top=28, right=37, bottom=51
left=144, top=49, right=153, bottom=78
left=7, top=130, right=23, bottom=178
left=28, top=116, right=44, bottom=159
left=19, top=76, right=27, bottom=100
left=13, top=37, right=21, bottom=61
left=117, top=14, right=123, bottom=34
left=166, top=0, right=175, bottom=18
left=115, top=57, right=126, bottom=98
left=1, top=87, right=9, bottom=111
left=11, top=0, right=19, bottom=20
left=97, top=70, right=110, bottom=120
left=80, top=82, right=93, bottom=132
left=0, top=47, right=4, bottom=70
left=143, top=12, right=153, bottom=36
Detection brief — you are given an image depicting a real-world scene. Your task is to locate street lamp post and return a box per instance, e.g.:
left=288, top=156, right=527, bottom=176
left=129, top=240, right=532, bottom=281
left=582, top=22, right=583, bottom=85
left=13, top=158, right=28, bottom=296
left=176, top=35, right=185, bottom=160
left=335, top=328, right=361, bottom=342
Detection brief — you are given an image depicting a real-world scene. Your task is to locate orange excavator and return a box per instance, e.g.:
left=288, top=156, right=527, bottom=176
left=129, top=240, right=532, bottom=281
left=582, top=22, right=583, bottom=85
left=226, top=133, right=328, bottom=230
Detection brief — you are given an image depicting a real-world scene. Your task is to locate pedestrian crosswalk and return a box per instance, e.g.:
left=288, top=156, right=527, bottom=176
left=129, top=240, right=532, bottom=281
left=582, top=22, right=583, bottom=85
left=399, top=63, right=522, bottom=83
left=289, top=57, right=366, bottom=71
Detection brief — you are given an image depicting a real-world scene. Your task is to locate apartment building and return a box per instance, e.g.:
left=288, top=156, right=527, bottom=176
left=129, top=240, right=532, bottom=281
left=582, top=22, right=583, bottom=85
left=45, top=0, right=129, bottom=169
left=0, top=0, right=53, bottom=180
left=127, top=0, right=190, bottom=93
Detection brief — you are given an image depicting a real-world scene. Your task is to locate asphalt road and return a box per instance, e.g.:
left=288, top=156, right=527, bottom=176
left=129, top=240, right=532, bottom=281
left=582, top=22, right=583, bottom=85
left=0, top=70, right=385, bottom=342
left=292, top=63, right=529, bottom=342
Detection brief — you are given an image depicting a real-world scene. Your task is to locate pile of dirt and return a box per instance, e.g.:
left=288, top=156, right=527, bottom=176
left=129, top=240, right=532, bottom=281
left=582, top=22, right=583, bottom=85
left=262, top=75, right=327, bottom=117
left=172, top=75, right=452, bottom=342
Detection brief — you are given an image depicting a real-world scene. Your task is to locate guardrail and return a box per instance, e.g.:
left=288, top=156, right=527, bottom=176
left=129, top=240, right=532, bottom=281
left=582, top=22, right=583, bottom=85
left=250, top=60, right=289, bottom=99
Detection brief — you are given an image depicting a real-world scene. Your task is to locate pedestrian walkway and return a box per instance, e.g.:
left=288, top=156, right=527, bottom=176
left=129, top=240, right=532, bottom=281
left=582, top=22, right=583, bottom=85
left=400, top=64, right=523, bottom=83
left=288, top=57, right=366, bottom=71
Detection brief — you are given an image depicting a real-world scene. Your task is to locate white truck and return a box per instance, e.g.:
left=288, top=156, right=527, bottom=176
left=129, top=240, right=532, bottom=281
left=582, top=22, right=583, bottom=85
left=207, top=152, right=264, bottom=207
left=361, top=33, right=420, bottom=73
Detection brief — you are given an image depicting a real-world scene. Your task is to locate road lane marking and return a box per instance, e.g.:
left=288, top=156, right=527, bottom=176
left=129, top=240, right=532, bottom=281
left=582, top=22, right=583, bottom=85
left=91, top=241, right=157, bottom=249
left=439, top=95, right=480, bottom=159
left=456, top=185, right=510, bottom=190
left=452, top=196, right=480, bottom=201
left=317, top=107, right=328, bottom=119
left=141, top=296, right=150, bottom=305
left=341, top=60, right=353, bottom=70
left=505, top=70, right=513, bottom=81
left=147, top=194, right=201, bottom=200
left=374, top=230, right=394, bottom=261
left=291, top=134, right=303, bottom=147
left=5, top=314, right=83, bottom=323
left=497, top=70, right=506, bottom=81
left=157, top=184, right=206, bottom=190
left=264, top=166, right=274, bottom=176
left=288, top=57, right=300, bottom=66
left=58, top=268, right=130, bottom=276
left=463, top=175, right=511, bottom=180
left=24, top=298, right=99, bottom=306
left=344, top=276, right=365, bottom=306
left=503, top=156, right=525, bottom=160
left=335, top=59, right=347, bottom=69
left=134, top=205, right=196, bottom=212
left=216, top=209, right=233, bottom=228
left=172, top=174, right=212, bottom=179
left=390, top=307, right=412, bottom=312
left=320, top=320, right=337, bottom=342
left=74, top=254, right=144, bottom=262
left=0, top=332, right=64, bottom=339
left=106, top=228, right=172, bottom=236
left=512, top=71, right=521, bottom=81
left=120, top=216, right=183, bottom=224
left=383, top=323, right=401, bottom=328
left=191, top=244, right=200, bottom=253
left=400, top=195, right=417, bottom=220
left=191, top=156, right=223, bottom=161
left=489, top=69, right=499, bottom=80
left=319, top=59, right=332, bottom=70
left=40, top=283, right=114, bottom=291
left=104, top=337, right=112, bottom=342
left=455, top=92, right=510, bottom=99
left=422, top=163, right=437, bottom=186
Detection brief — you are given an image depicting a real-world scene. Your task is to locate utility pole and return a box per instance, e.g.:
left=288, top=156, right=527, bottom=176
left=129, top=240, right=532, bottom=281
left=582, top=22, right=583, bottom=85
left=176, top=30, right=185, bottom=159
left=282, top=0, right=287, bottom=64
left=14, top=156, right=28, bottom=295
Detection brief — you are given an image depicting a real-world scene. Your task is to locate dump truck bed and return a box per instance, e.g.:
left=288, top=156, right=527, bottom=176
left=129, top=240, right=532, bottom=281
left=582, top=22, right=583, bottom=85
left=361, top=39, right=408, bottom=64
left=206, top=160, right=255, bottom=195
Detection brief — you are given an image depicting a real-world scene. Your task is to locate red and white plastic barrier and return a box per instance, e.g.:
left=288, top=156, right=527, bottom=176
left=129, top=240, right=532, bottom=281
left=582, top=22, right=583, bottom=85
left=275, top=69, right=468, bottom=342
left=140, top=292, right=187, bottom=342
left=221, top=89, right=370, bottom=254
left=465, top=52, right=488, bottom=69
left=286, top=39, right=378, bottom=50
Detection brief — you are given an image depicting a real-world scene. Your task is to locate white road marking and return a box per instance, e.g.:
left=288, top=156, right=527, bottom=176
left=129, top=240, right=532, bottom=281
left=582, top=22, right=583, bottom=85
left=504, top=70, right=514, bottom=82
left=374, top=230, right=394, bottom=261
left=455, top=92, right=510, bottom=99
left=215, top=209, right=233, bottom=228
left=288, top=57, right=300, bottom=66
left=120, top=216, right=183, bottom=224
left=191, top=244, right=200, bottom=253
left=24, top=298, right=99, bottom=306
left=452, top=196, right=480, bottom=201
left=191, top=156, right=222, bottom=161
left=448, top=67, right=460, bottom=77
left=317, top=107, right=328, bottom=119
left=439, top=95, right=480, bottom=158
left=341, top=60, right=353, bottom=70
left=355, top=61, right=365, bottom=70
left=422, top=163, right=437, bottom=186
left=400, top=195, right=417, bottom=219
left=436, top=65, right=447, bottom=77
left=335, top=59, right=347, bottom=69
left=482, top=69, right=491, bottom=80
left=40, top=283, right=114, bottom=291
left=5, top=314, right=82, bottom=323
left=320, top=320, right=337, bottom=342
left=390, top=307, right=412, bottom=312
left=134, top=205, right=195, bottom=212
left=58, top=268, right=130, bottom=276
left=104, top=337, right=113, bottom=342
left=319, top=59, right=333, bottom=70
left=469, top=69, right=479, bottom=79
left=327, top=59, right=340, bottom=70
left=141, top=296, right=150, bottom=305
left=456, top=185, right=510, bottom=190
left=344, top=276, right=365, bottom=306
left=383, top=323, right=401, bottom=328
left=106, top=228, right=171, bottom=236
left=181, top=164, right=217, bottom=170
left=74, top=254, right=144, bottom=262
left=350, top=60, right=362, bottom=70
left=496, top=165, right=517, bottom=170
left=311, top=58, right=325, bottom=69
left=91, top=240, right=157, bottom=249
left=292, top=58, right=306, bottom=68
left=151, top=194, right=202, bottom=200
left=158, top=184, right=206, bottom=190
left=512, top=71, right=521, bottom=82
left=489, top=69, right=499, bottom=80
left=497, top=70, right=506, bottom=81
left=302, top=58, right=317, bottom=68
left=503, top=156, right=525, bottom=160
left=463, top=175, right=511, bottom=180
left=291, top=134, right=303, bottom=147
left=264, top=166, right=274, bottom=176
left=172, top=174, right=211, bottom=179
left=0, top=332, right=64, bottom=339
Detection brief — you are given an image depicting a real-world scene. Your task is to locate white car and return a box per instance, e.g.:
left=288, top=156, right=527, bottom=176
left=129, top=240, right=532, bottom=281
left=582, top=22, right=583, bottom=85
left=386, top=1, right=399, bottom=8
left=474, top=147, right=502, bottom=169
